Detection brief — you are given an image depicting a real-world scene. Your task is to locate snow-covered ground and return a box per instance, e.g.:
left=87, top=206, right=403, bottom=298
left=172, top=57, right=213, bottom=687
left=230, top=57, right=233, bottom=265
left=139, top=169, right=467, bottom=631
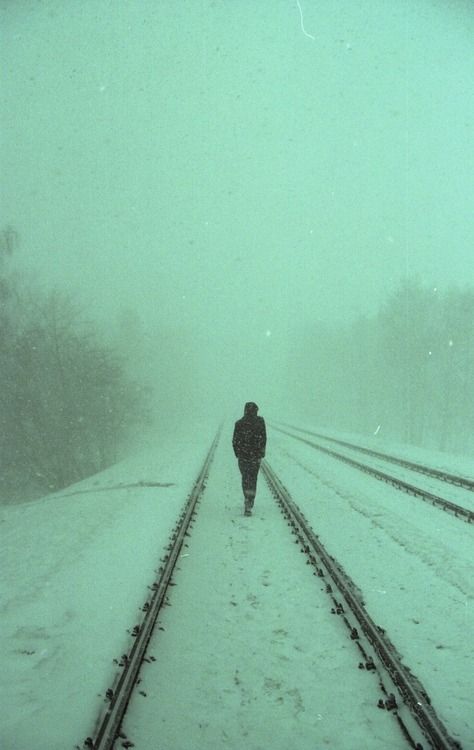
left=270, top=431, right=473, bottom=746
left=274, top=423, right=474, bottom=514
left=122, top=440, right=405, bottom=750
left=1, top=422, right=473, bottom=749
left=0, top=425, right=215, bottom=749
left=278, top=421, right=474, bottom=482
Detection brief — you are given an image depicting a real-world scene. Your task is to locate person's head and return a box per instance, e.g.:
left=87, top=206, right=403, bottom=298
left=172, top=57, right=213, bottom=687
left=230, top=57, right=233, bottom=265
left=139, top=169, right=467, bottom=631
left=244, top=401, right=259, bottom=417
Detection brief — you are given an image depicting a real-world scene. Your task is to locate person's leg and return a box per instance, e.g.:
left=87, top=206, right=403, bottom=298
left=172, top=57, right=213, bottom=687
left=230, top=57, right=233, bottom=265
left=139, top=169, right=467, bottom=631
left=238, top=459, right=253, bottom=514
left=245, top=461, right=260, bottom=509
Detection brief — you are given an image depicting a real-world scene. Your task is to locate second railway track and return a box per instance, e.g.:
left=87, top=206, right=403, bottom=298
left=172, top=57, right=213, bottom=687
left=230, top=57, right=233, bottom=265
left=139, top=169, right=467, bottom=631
left=273, top=425, right=474, bottom=524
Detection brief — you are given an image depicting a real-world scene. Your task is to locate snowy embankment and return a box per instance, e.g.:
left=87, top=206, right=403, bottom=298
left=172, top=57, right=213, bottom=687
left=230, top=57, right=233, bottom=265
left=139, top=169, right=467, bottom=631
left=0, top=425, right=216, bottom=750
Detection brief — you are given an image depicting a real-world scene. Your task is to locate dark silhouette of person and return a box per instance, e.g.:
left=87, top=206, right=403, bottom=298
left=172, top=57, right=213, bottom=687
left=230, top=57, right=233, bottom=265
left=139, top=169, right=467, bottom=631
left=232, top=402, right=267, bottom=516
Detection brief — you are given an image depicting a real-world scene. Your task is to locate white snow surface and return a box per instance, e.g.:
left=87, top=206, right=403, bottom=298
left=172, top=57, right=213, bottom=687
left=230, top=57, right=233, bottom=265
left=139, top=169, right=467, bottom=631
left=1, top=422, right=473, bottom=749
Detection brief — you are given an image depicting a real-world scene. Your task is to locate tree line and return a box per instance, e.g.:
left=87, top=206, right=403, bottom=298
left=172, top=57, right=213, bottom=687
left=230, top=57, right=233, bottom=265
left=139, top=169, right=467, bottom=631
left=293, top=278, right=474, bottom=455
left=0, top=228, right=150, bottom=500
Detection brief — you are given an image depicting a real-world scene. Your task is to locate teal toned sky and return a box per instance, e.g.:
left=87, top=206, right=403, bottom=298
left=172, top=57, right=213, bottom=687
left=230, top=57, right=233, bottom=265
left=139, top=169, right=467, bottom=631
left=1, top=1, right=473, bottom=416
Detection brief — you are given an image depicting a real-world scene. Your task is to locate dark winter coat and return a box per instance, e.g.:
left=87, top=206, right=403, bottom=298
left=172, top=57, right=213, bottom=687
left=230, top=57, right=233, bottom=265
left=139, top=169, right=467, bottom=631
left=232, top=402, right=267, bottom=462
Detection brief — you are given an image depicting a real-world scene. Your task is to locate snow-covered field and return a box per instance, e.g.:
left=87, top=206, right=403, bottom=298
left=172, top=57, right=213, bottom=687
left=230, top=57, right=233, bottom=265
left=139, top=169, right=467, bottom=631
left=1, top=422, right=473, bottom=749
left=0, top=425, right=215, bottom=749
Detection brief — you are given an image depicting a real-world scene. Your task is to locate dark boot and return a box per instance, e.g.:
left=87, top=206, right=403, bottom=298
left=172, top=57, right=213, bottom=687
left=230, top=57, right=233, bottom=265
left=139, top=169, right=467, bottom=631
left=244, top=490, right=255, bottom=516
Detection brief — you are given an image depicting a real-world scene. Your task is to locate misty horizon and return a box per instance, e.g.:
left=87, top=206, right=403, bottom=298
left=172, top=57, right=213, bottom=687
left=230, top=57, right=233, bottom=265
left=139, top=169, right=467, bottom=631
left=1, top=0, right=473, bottom=437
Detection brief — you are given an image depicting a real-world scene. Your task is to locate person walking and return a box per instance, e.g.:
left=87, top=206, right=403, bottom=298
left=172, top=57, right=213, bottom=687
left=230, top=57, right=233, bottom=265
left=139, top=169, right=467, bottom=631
left=232, top=402, right=267, bottom=516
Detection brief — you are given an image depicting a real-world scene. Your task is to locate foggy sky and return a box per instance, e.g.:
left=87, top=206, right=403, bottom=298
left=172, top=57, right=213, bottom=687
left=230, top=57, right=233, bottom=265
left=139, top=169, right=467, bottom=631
left=1, top=0, right=473, bottom=421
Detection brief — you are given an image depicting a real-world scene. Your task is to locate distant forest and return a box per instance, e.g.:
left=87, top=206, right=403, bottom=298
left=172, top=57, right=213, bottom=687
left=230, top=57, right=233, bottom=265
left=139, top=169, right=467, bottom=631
left=3, top=222, right=473, bottom=503
left=293, top=278, right=474, bottom=455
left=0, top=228, right=150, bottom=501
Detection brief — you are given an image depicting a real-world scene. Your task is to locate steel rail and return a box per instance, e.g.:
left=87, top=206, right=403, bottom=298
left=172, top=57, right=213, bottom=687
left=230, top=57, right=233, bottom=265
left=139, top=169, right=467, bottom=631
left=261, top=460, right=463, bottom=750
left=81, top=429, right=221, bottom=750
left=273, top=426, right=474, bottom=524
left=279, top=423, right=474, bottom=492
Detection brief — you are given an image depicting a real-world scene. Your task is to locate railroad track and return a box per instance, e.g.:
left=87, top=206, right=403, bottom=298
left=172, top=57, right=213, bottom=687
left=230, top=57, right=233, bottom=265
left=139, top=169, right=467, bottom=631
left=272, top=425, right=474, bottom=524
left=79, top=429, right=221, bottom=750
left=79, top=433, right=463, bottom=750
left=280, top=424, right=474, bottom=492
left=261, top=460, right=462, bottom=750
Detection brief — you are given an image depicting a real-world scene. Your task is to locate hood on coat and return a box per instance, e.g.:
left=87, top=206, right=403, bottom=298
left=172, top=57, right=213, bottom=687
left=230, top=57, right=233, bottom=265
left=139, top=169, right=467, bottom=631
left=244, top=402, right=259, bottom=417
